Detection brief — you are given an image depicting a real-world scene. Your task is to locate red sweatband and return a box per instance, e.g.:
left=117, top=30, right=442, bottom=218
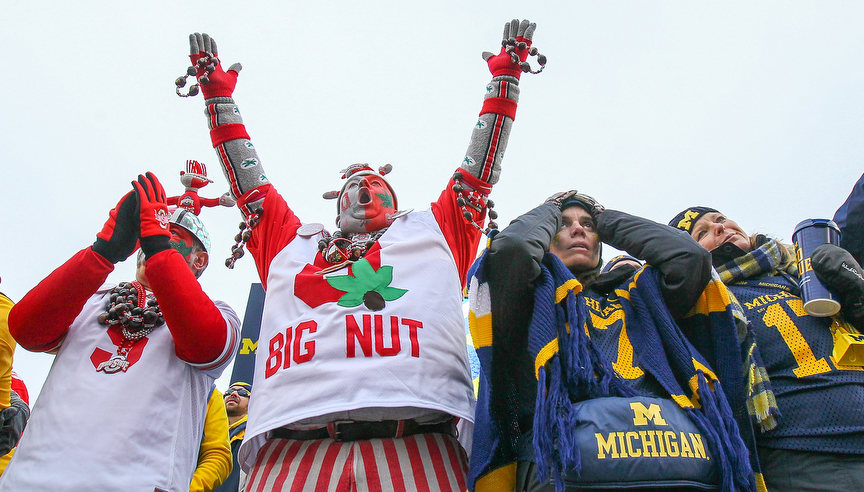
left=457, top=168, right=492, bottom=195
left=480, top=97, right=517, bottom=120
left=210, top=124, right=251, bottom=147
left=236, top=184, right=271, bottom=216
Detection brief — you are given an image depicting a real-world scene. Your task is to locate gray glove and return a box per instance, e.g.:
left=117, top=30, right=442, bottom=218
left=544, top=190, right=605, bottom=217
left=0, top=390, right=29, bottom=455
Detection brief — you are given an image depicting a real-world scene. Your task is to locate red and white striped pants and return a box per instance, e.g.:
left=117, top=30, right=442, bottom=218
left=245, top=432, right=468, bottom=492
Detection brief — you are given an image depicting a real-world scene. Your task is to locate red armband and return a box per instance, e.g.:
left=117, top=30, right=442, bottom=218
left=458, top=170, right=492, bottom=195
left=209, top=124, right=251, bottom=147
left=236, top=185, right=271, bottom=216
left=480, top=97, right=517, bottom=120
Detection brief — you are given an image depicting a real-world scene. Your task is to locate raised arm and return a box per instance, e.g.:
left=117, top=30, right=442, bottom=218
left=460, top=19, right=538, bottom=186
left=486, top=202, right=561, bottom=331
left=182, top=33, right=302, bottom=282
left=186, top=33, right=268, bottom=216
left=133, top=173, right=239, bottom=366
left=597, top=210, right=712, bottom=318
left=432, top=20, right=543, bottom=280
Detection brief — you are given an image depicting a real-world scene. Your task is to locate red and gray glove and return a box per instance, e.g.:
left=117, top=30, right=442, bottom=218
left=133, top=172, right=172, bottom=259
left=189, top=32, right=242, bottom=99
left=482, top=19, right=536, bottom=79
left=92, top=190, right=139, bottom=264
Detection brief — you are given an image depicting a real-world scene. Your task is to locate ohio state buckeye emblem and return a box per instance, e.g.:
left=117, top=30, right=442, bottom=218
left=90, top=326, right=149, bottom=374
left=155, top=209, right=171, bottom=229
left=96, top=354, right=129, bottom=374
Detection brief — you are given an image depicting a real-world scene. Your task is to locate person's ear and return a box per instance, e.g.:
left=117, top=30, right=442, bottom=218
left=192, top=251, right=209, bottom=274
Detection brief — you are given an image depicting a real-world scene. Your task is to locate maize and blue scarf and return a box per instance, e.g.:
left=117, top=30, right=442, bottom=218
left=468, top=249, right=757, bottom=492
left=712, top=239, right=788, bottom=434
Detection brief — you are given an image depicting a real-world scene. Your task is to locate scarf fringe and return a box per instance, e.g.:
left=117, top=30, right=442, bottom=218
left=533, top=363, right=580, bottom=491
left=692, top=375, right=757, bottom=492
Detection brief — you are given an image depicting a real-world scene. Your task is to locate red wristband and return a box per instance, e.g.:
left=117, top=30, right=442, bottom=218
left=210, top=124, right=251, bottom=147
left=480, top=97, right=517, bottom=120
left=457, top=169, right=492, bottom=195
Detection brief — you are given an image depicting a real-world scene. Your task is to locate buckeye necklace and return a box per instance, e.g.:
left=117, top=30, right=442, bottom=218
left=96, top=281, right=164, bottom=374
left=317, top=228, right=388, bottom=264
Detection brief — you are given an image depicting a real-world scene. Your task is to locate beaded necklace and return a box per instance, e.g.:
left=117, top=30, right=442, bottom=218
left=95, top=281, right=164, bottom=374
left=317, top=229, right=388, bottom=264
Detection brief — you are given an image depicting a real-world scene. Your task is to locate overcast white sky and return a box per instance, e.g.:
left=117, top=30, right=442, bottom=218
left=2, top=1, right=863, bottom=398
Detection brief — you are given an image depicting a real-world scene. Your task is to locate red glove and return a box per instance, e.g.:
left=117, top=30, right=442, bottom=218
left=189, top=32, right=242, bottom=99
left=133, top=172, right=172, bottom=258
left=482, top=19, right=536, bottom=79
left=92, top=190, right=139, bottom=263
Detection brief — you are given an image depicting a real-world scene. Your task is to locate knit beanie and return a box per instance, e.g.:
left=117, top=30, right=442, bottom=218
left=668, top=206, right=719, bottom=234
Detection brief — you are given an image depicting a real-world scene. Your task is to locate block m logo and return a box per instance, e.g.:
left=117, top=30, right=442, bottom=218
left=630, top=402, right=667, bottom=426
left=239, top=337, right=259, bottom=355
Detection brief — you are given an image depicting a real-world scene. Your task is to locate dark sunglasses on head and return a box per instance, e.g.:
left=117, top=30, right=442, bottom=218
left=224, top=388, right=250, bottom=398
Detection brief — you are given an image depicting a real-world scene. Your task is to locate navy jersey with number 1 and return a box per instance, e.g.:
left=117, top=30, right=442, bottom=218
left=730, top=272, right=864, bottom=454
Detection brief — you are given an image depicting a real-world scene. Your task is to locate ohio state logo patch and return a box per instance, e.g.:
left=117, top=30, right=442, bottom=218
left=90, top=326, right=149, bottom=374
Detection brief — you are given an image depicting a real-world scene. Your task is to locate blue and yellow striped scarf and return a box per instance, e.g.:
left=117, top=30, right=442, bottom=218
left=468, top=250, right=758, bottom=492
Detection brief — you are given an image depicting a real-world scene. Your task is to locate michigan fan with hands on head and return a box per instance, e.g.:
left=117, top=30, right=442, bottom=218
left=182, top=19, right=543, bottom=491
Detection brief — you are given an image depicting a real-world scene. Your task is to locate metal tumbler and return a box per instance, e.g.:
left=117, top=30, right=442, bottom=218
left=792, top=218, right=841, bottom=317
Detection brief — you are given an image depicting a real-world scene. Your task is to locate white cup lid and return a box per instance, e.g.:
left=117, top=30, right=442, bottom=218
left=803, top=298, right=841, bottom=317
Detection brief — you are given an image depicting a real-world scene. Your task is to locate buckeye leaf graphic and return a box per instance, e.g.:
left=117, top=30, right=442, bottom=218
left=325, top=258, right=407, bottom=311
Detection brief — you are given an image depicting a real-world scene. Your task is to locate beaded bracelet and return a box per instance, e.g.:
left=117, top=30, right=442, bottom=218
left=504, top=40, right=547, bottom=75
left=452, top=171, right=498, bottom=233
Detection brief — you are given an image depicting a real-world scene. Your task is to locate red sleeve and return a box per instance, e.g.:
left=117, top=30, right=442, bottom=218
left=239, top=185, right=303, bottom=289
left=198, top=196, right=221, bottom=207
left=10, top=375, right=28, bottom=406
left=9, top=247, right=114, bottom=352
left=143, top=249, right=230, bottom=364
left=430, top=170, right=492, bottom=286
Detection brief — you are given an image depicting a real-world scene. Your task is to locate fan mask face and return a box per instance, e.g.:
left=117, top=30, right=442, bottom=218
left=336, top=174, right=397, bottom=233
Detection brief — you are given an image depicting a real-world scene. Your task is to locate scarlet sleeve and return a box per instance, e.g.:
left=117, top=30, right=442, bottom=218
left=9, top=247, right=114, bottom=352
left=143, top=249, right=232, bottom=364
left=239, top=185, right=302, bottom=289
left=431, top=171, right=491, bottom=285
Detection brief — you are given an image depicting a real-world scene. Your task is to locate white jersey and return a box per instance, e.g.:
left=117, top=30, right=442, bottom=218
left=0, top=289, right=240, bottom=492
left=239, top=210, right=474, bottom=470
